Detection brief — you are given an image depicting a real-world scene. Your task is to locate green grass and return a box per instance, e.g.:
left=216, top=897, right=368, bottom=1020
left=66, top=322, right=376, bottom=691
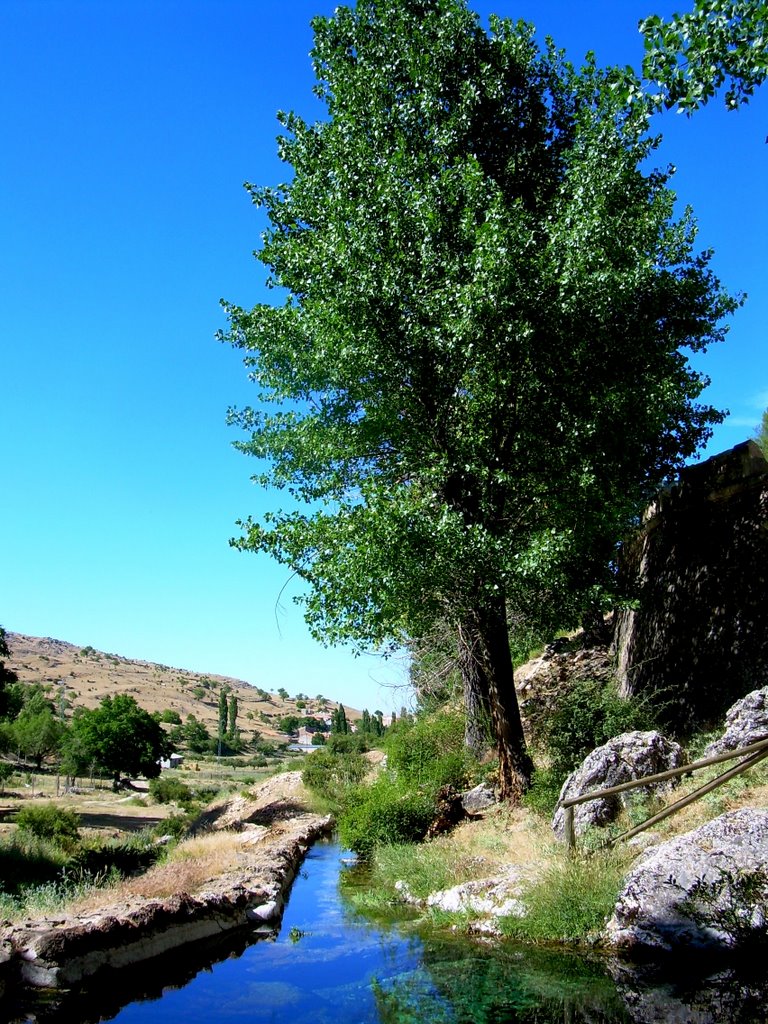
left=500, top=850, right=629, bottom=943
left=0, top=865, right=121, bottom=921
left=369, top=841, right=470, bottom=900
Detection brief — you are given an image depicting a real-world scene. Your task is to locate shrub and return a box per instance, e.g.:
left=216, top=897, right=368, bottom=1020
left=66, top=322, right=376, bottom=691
left=337, top=778, right=435, bottom=856
left=522, top=767, right=564, bottom=817
left=149, top=776, right=193, bottom=807
left=539, top=678, right=655, bottom=782
left=326, top=732, right=369, bottom=755
left=15, top=803, right=81, bottom=849
left=385, top=710, right=471, bottom=790
left=301, top=749, right=370, bottom=805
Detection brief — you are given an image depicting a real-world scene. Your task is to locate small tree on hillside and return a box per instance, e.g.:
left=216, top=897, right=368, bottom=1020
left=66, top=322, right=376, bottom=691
left=227, top=694, right=239, bottom=740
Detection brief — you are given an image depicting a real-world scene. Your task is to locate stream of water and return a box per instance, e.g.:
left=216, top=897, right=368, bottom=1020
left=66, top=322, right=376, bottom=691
left=9, top=839, right=768, bottom=1023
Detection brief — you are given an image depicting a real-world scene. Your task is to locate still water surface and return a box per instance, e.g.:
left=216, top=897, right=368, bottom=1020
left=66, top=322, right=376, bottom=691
left=11, top=840, right=768, bottom=1023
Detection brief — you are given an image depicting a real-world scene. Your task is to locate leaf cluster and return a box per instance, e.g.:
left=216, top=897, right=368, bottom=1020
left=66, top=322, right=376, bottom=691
left=641, top=0, right=768, bottom=113
left=223, top=0, right=738, bottom=659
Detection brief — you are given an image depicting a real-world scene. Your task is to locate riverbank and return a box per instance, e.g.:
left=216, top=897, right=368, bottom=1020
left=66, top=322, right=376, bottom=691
left=0, top=772, right=331, bottom=993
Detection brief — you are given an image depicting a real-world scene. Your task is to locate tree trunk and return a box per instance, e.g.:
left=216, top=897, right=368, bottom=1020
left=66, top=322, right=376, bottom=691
left=457, top=620, right=492, bottom=755
left=458, top=595, right=533, bottom=802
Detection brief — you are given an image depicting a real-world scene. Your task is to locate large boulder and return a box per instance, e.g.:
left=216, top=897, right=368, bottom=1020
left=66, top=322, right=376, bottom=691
left=705, top=686, right=768, bottom=756
left=552, top=730, right=684, bottom=840
left=604, top=808, right=768, bottom=955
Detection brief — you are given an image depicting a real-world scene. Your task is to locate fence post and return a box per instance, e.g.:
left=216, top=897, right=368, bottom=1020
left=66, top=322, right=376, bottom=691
left=563, top=804, right=575, bottom=852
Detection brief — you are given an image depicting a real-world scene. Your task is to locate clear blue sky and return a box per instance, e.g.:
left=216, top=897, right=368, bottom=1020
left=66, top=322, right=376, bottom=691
left=1, top=1, right=765, bottom=712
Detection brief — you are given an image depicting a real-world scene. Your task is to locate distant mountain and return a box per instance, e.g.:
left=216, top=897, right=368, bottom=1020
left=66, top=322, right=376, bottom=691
left=5, top=632, right=355, bottom=743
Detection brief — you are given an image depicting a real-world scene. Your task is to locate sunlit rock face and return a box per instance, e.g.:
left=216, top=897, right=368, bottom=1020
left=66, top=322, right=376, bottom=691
left=704, top=686, right=768, bottom=756
left=551, top=729, right=684, bottom=840
left=604, top=808, right=768, bottom=955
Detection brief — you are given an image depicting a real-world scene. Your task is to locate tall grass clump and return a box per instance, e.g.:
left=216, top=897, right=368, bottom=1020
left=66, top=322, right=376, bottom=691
left=501, top=850, right=629, bottom=943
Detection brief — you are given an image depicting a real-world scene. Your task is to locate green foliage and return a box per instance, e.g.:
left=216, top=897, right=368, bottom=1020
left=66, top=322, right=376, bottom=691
left=359, top=708, right=386, bottom=737
left=277, top=687, right=289, bottom=701
left=326, top=732, right=369, bottom=754
left=66, top=694, right=171, bottom=785
left=522, top=768, right=565, bottom=818
left=279, top=714, right=300, bottom=735
left=0, top=626, right=18, bottom=718
left=149, top=775, right=194, bottom=807
left=331, top=704, right=349, bottom=735
left=181, top=714, right=210, bottom=754
left=218, top=688, right=228, bottom=743
left=0, top=761, right=15, bottom=791
left=338, top=777, right=436, bottom=857
left=191, top=686, right=206, bottom=700
left=535, top=678, right=655, bottom=782
left=385, top=710, right=471, bottom=791
left=227, top=694, right=238, bottom=739
left=301, top=748, right=370, bottom=805
left=311, top=732, right=326, bottom=746
left=15, top=803, right=81, bottom=849
left=160, top=709, right=182, bottom=725
left=223, top=0, right=737, bottom=797
left=11, top=705, right=65, bottom=768
left=501, top=851, right=628, bottom=942
left=335, top=709, right=476, bottom=855
left=641, top=1, right=768, bottom=113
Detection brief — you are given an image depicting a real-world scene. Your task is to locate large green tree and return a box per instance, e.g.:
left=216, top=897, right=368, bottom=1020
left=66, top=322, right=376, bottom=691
left=67, top=694, right=170, bottom=788
left=641, top=0, right=768, bottom=112
left=223, top=0, right=736, bottom=799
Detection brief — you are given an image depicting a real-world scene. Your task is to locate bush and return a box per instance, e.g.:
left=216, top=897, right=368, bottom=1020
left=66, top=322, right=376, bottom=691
left=326, top=732, right=369, bottom=755
left=539, top=678, right=655, bottom=782
left=15, top=803, right=81, bottom=849
left=385, top=710, right=471, bottom=790
left=301, top=749, right=370, bottom=805
left=522, top=767, right=563, bottom=817
left=149, top=776, right=193, bottom=807
left=337, top=778, right=435, bottom=856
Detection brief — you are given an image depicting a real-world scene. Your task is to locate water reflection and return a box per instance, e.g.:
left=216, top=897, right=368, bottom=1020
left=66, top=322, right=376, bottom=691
left=5, top=840, right=768, bottom=1023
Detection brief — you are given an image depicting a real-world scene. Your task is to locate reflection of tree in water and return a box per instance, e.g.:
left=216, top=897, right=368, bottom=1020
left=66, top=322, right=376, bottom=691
left=371, top=939, right=629, bottom=1023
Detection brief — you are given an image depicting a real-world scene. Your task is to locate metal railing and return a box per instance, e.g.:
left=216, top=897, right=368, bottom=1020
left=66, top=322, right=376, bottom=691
left=559, top=735, right=768, bottom=851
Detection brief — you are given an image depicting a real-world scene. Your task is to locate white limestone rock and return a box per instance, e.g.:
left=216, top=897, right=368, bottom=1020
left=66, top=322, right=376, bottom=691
left=604, top=808, right=768, bottom=954
left=705, top=686, right=768, bottom=756
left=552, top=730, right=684, bottom=839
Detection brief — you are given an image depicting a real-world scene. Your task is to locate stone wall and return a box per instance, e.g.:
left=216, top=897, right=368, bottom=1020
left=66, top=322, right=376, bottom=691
left=613, top=440, right=768, bottom=734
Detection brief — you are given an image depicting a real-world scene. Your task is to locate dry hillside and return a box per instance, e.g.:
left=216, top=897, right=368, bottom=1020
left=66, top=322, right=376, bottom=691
left=5, top=632, right=361, bottom=743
